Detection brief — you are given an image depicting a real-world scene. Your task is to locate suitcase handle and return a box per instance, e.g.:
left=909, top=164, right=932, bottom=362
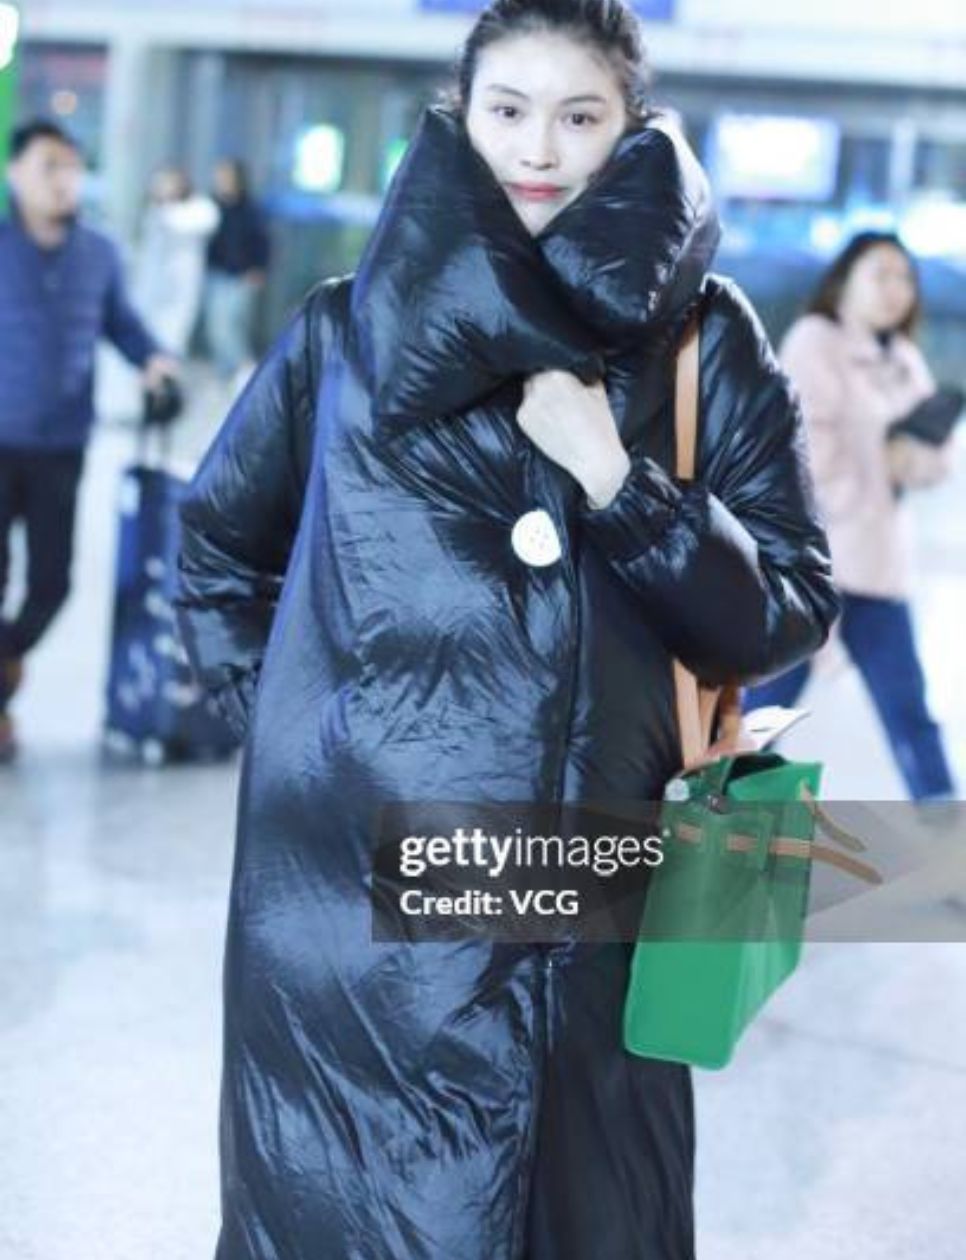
left=136, top=410, right=174, bottom=470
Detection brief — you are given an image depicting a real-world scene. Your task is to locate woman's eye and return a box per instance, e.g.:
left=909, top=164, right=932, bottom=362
left=493, top=105, right=520, bottom=120
left=567, top=112, right=598, bottom=128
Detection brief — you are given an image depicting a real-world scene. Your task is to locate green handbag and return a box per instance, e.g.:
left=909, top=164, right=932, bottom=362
left=622, top=320, right=880, bottom=1071
left=623, top=751, right=880, bottom=1069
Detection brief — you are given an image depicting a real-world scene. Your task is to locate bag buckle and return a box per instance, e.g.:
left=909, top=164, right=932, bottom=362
left=664, top=777, right=690, bottom=803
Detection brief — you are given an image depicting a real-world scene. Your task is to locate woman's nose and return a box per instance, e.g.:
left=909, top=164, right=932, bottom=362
left=520, top=124, right=559, bottom=171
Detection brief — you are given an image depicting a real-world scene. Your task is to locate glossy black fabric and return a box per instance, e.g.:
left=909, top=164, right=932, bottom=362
left=175, top=107, right=839, bottom=1260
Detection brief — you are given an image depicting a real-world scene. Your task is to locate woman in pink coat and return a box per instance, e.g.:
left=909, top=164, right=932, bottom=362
left=746, top=231, right=957, bottom=799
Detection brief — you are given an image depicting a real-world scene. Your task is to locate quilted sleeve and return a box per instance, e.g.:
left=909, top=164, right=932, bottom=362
left=580, top=282, right=840, bottom=687
left=173, top=280, right=337, bottom=735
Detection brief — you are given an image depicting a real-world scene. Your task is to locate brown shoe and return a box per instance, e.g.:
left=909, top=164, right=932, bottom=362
left=1, top=657, right=24, bottom=707
left=0, top=712, right=17, bottom=764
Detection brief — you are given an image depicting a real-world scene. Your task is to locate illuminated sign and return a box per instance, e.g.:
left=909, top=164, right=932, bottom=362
left=293, top=124, right=345, bottom=194
left=708, top=114, right=841, bottom=202
left=0, top=3, right=19, bottom=73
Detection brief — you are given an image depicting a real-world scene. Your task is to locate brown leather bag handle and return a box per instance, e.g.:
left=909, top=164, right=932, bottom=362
left=672, top=319, right=742, bottom=769
left=671, top=822, right=882, bottom=885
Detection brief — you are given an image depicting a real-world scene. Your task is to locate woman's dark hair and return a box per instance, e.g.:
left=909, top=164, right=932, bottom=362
left=451, top=0, right=652, bottom=122
left=216, top=157, right=250, bottom=199
left=808, top=230, right=922, bottom=338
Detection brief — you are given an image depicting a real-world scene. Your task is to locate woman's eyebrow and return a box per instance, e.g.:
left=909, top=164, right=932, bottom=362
left=483, top=84, right=529, bottom=99
left=482, top=84, right=608, bottom=105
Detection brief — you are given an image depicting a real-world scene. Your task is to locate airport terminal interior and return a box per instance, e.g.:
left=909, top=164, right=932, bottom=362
left=2, top=3, right=966, bottom=1258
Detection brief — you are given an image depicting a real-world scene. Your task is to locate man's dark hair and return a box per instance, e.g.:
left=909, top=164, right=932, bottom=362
left=10, top=119, right=80, bottom=161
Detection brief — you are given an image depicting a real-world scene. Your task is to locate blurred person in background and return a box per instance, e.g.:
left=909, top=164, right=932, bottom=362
left=133, top=164, right=219, bottom=356
left=745, top=231, right=957, bottom=800
left=203, top=157, right=270, bottom=389
left=0, top=119, right=178, bottom=763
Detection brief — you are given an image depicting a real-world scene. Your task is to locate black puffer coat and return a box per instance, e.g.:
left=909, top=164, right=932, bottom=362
left=176, top=108, right=838, bottom=1260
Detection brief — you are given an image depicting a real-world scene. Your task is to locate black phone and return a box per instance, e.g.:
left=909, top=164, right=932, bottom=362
left=887, top=386, right=965, bottom=447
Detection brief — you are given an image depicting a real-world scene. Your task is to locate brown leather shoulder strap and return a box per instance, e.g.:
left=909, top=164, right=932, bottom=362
left=674, top=320, right=700, bottom=482
left=672, top=319, right=715, bottom=769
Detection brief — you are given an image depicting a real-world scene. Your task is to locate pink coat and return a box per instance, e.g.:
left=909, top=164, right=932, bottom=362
left=779, top=314, right=952, bottom=598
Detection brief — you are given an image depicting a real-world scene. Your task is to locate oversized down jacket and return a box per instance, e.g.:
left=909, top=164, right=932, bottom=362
left=175, top=107, right=839, bottom=1260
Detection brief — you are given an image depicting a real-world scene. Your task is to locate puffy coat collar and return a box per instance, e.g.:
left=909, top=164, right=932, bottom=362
left=351, top=106, right=720, bottom=431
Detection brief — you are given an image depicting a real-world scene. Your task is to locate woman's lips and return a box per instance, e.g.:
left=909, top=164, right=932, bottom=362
left=506, top=183, right=567, bottom=203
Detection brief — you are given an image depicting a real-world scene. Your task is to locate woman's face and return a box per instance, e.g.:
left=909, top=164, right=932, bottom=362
left=214, top=161, right=242, bottom=201
left=150, top=168, right=186, bottom=203
left=465, top=31, right=629, bottom=236
left=839, top=244, right=917, bottom=333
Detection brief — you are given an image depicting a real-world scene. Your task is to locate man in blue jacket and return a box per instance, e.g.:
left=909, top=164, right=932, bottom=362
left=0, top=118, right=178, bottom=761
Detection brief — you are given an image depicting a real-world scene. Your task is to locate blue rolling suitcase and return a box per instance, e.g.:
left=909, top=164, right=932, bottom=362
left=104, top=425, right=238, bottom=765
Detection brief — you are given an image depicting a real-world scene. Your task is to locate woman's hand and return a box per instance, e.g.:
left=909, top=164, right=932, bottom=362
left=885, top=433, right=953, bottom=493
left=517, top=371, right=631, bottom=509
left=142, top=353, right=181, bottom=394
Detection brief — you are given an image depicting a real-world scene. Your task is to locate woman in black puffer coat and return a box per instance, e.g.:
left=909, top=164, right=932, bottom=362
left=175, top=3, right=838, bottom=1257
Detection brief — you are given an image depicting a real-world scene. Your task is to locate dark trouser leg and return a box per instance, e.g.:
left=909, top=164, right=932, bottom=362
left=742, top=659, right=812, bottom=712
left=0, top=448, right=84, bottom=659
left=0, top=451, right=27, bottom=711
left=526, top=944, right=695, bottom=1260
left=0, top=452, right=23, bottom=622
left=839, top=592, right=955, bottom=800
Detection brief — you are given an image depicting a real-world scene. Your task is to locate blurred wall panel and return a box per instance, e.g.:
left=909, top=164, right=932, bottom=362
left=14, top=1, right=966, bottom=379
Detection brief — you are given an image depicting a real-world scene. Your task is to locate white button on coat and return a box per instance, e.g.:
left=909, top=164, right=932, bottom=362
left=511, top=509, right=563, bottom=567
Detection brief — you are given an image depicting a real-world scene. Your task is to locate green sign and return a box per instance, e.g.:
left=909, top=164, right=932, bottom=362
left=0, top=2, right=20, bottom=212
